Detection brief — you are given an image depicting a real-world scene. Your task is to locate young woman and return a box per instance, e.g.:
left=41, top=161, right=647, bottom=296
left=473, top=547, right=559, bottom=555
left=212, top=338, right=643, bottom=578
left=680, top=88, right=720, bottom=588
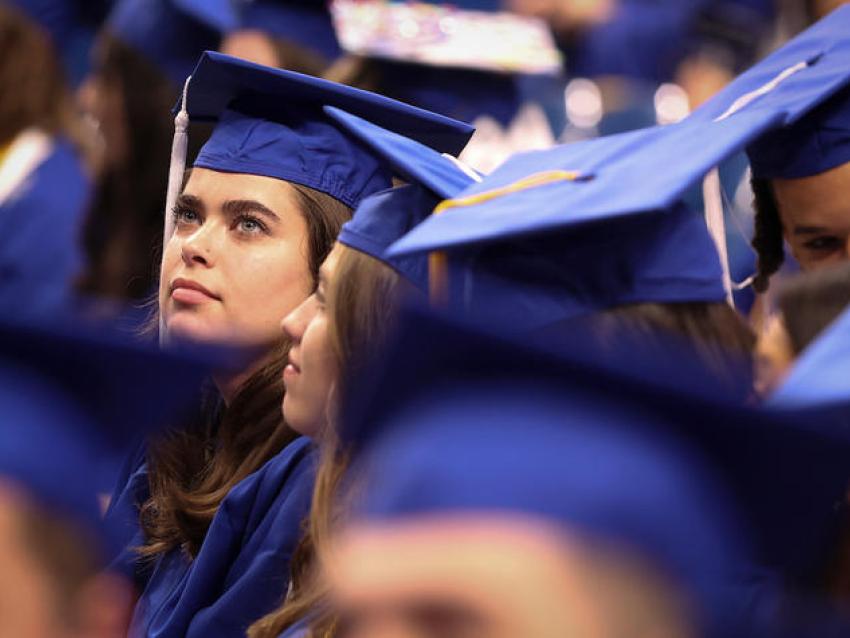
left=247, top=115, right=475, bottom=637
left=748, top=83, right=850, bottom=292
left=75, top=0, right=221, bottom=305
left=103, top=52, right=472, bottom=638
left=0, top=4, right=93, bottom=313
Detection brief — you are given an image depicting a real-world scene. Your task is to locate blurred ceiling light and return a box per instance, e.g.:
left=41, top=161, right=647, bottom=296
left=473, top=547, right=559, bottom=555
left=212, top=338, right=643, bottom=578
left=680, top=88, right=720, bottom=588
left=564, top=78, right=603, bottom=129
left=654, top=83, right=690, bottom=125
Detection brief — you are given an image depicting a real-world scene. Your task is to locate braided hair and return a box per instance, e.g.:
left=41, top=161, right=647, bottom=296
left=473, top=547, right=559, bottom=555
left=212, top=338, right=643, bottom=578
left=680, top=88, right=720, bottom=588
left=750, top=177, right=786, bottom=293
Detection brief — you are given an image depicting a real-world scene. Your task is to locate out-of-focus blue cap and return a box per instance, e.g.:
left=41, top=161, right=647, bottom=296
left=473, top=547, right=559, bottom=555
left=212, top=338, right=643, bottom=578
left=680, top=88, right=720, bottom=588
left=375, top=62, right=522, bottom=127
left=0, top=311, right=226, bottom=560
left=8, top=0, right=78, bottom=51
left=189, top=51, right=474, bottom=209
left=689, top=5, right=850, bottom=179
left=238, top=0, right=341, bottom=62
left=107, top=0, right=233, bottom=86
left=342, top=307, right=850, bottom=633
left=327, top=106, right=476, bottom=289
left=769, top=304, right=850, bottom=409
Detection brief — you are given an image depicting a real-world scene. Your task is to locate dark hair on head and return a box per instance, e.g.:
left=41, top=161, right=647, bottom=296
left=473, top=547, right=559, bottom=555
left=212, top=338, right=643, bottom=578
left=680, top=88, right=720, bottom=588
left=777, top=262, right=850, bottom=356
left=139, top=183, right=350, bottom=559
left=0, top=6, right=92, bottom=158
left=588, top=301, right=756, bottom=400
left=75, top=32, right=180, bottom=301
left=750, top=177, right=786, bottom=293
left=290, top=184, right=353, bottom=283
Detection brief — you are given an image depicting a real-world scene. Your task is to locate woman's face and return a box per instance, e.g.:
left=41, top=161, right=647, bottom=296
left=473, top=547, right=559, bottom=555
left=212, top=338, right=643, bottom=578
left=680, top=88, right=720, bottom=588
left=159, top=168, right=313, bottom=346
left=774, top=160, right=850, bottom=272
left=281, top=243, right=343, bottom=437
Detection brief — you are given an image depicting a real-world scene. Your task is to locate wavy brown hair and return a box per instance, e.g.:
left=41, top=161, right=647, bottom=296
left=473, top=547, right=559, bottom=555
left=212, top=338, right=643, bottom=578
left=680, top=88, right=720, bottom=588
left=249, top=246, right=417, bottom=638
left=138, top=183, right=350, bottom=559
left=0, top=5, right=93, bottom=161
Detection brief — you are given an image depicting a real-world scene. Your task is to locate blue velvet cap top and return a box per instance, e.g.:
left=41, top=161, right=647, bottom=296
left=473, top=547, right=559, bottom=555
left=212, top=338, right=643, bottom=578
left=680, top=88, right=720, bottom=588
left=187, top=52, right=474, bottom=209
left=326, top=106, right=476, bottom=289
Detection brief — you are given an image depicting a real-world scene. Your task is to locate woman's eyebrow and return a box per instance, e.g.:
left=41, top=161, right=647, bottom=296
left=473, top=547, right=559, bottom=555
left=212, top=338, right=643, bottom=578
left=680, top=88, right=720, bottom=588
left=176, top=193, right=204, bottom=210
left=793, top=225, right=830, bottom=236
left=223, top=199, right=281, bottom=223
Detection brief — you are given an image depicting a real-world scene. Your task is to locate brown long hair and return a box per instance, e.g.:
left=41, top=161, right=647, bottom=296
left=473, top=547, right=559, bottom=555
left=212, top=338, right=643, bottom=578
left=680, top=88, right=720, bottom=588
left=0, top=6, right=93, bottom=162
left=139, top=184, right=350, bottom=559
left=750, top=177, right=786, bottom=293
left=588, top=300, right=756, bottom=399
left=248, top=246, right=416, bottom=638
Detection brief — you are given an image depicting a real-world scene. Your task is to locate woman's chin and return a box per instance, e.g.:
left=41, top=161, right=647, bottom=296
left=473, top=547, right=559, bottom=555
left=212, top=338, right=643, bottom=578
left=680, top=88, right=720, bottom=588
left=162, top=316, right=230, bottom=347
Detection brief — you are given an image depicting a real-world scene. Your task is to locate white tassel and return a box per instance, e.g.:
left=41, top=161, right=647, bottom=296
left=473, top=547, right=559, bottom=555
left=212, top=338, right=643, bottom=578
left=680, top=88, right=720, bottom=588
left=703, top=168, right=734, bottom=306
left=163, top=76, right=192, bottom=247
left=160, top=75, right=192, bottom=344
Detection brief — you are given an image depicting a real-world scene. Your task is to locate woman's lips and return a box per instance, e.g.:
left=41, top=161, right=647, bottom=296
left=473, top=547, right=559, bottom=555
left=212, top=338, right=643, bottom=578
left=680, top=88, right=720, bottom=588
left=171, top=278, right=219, bottom=304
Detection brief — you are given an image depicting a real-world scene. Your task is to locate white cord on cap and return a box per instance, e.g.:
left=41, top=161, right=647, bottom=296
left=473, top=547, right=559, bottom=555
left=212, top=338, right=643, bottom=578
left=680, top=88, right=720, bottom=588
left=163, top=75, right=192, bottom=247
left=702, top=168, right=734, bottom=306
left=160, top=75, right=192, bottom=344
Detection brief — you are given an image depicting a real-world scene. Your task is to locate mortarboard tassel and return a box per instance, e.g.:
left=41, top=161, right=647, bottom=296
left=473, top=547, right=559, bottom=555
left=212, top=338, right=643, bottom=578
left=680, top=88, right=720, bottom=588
left=161, top=75, right=192, bottom=342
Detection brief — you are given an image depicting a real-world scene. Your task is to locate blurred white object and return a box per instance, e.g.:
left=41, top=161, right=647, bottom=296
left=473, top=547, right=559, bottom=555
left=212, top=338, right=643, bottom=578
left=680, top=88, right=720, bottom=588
left=654, top=83, right=690, bottom=125
left=564, top=78, right=603, bottom=129
left=331, top=0, right=563, bottom=74
left=460, top=102, right=555, bottom=174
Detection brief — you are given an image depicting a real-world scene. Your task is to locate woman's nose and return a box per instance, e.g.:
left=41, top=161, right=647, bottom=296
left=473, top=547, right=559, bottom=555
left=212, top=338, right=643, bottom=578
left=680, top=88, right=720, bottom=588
left=281, top=299, right=310, bottom=343
left=181, top=226, right=216, bottom=267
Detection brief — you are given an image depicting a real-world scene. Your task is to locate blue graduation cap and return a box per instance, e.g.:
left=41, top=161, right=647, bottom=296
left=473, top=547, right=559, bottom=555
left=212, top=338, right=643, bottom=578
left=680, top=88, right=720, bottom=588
left=383, top=6, right=850, bottom=325
left=748, top=83, right=850, bottom=179
left=237, top=0, right=341, bottom=62
left=324, top=106, right=478, bottom=290
left=689, top=4, right=850, bottom=179
left=341, top=306, right=850, bottom=636
left=385, top=123, right=743, bottom=328
left=161, top=48, right=472, bottom=234
left=0, top=311, right=225, bottom=560
left=8, top=0, right=79, bottom=51
left=768, top=304, right=850, bottom=409
left=107, top=0, right=233, bottom=86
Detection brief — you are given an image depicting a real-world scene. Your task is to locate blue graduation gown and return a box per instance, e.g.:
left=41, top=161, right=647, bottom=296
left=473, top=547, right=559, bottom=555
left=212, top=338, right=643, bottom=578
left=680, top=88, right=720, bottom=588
left=106, top=436, right=317, bottom=638
left=0, top=138, right=90, bottom=313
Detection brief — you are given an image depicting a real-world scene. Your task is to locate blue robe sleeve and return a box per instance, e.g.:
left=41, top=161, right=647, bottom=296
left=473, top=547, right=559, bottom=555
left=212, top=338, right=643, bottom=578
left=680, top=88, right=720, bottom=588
left=129, top=437, right=317, bottom=638
left=0, top=139, right=90, bottom=314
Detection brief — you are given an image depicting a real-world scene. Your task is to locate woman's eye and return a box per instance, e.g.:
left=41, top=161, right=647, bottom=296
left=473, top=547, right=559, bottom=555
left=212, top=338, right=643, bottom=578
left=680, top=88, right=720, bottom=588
left=235, top=215, right=267, bottom=235
left=803, top=236, right=842, bottom=252
left=173, top=206, right=201, bottom=226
